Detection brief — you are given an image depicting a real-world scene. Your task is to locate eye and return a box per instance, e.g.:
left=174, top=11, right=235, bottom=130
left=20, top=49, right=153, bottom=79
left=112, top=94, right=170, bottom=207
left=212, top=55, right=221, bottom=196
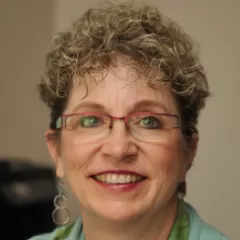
left=139, top=116, right=162, bottom=129
left=80, top=116, right=101, bottom=128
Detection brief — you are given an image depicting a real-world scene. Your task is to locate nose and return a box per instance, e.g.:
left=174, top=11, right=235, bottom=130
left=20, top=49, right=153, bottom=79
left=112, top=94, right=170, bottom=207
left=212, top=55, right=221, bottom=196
left=100, top=121, right=137, bottom=162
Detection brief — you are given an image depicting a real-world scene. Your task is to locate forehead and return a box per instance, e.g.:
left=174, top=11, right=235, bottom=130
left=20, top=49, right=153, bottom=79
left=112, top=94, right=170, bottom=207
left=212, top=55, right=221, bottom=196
left=65, top=65, right=178, bottom=114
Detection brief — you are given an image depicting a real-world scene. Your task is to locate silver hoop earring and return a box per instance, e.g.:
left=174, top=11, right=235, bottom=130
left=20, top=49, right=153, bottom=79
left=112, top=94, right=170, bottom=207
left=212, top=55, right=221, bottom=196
left=52, top=178, right=70, bottom=225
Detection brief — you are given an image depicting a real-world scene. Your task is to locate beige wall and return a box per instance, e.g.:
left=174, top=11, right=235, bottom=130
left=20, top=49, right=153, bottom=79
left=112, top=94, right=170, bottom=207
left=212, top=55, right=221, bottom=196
left=0, top=0, right=54, bottom=165
left=1, top=0, right=239, bottom=239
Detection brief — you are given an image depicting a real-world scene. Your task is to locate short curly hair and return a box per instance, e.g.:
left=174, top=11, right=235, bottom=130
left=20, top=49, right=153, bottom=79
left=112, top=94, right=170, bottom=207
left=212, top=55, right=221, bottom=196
left=40, top=1, right=209, bottom=138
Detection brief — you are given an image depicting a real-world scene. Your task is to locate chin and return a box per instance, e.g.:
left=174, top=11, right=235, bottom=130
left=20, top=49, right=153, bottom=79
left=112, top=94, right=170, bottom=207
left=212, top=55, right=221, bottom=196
left=87, top=199, right=147, bottom=222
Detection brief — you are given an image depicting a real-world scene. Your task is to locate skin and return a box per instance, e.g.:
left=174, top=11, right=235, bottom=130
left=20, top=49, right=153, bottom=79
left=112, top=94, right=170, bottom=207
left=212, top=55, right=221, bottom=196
left=46, top=59, right=198, bottom=240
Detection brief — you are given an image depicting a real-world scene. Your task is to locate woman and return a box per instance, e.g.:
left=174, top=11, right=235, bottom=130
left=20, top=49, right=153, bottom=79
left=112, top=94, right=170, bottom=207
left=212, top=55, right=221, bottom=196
left=29, top=2, right=229, bottom=240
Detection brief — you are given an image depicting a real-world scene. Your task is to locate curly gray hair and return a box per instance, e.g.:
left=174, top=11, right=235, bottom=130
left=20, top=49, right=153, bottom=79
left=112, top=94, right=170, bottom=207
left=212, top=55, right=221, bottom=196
left=40, top=1, right=209, bottom=139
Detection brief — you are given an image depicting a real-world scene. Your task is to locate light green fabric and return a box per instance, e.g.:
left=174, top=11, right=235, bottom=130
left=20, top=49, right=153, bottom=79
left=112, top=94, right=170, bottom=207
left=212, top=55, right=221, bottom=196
left=52, top=224, right=74, bottom=240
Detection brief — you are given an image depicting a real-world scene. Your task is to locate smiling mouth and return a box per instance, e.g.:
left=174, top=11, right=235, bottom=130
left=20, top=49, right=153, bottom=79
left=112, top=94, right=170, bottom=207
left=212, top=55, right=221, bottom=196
left=92, top=173, right=146, bottom=184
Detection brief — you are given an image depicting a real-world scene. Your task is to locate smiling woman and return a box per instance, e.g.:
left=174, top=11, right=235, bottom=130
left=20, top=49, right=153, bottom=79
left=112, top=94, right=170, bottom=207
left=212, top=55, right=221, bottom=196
left=28, top=1, right=230, bottom=240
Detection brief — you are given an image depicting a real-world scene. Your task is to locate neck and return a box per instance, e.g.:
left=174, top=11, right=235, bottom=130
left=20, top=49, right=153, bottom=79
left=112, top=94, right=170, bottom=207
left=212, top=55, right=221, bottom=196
left=81, top=197, right=179, bottom=240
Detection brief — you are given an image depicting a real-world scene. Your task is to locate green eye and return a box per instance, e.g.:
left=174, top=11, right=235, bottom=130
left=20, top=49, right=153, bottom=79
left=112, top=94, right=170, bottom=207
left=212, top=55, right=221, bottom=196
left=80, top=116, right=100, bottom=127
left=140, top=117, right=160, bottom=129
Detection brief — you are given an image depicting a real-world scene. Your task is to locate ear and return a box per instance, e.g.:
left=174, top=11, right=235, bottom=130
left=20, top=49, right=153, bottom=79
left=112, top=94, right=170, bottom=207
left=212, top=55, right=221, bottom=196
left=179, top=133, right=199, bottom=181
left=45, top=129, right=65, bottom=178
left=185, top=133, right=199, bottom=171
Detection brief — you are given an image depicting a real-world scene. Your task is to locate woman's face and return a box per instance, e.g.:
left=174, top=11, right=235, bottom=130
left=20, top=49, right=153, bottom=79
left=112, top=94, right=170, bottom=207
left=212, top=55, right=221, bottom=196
left=47, top=63, right=195, bottom=222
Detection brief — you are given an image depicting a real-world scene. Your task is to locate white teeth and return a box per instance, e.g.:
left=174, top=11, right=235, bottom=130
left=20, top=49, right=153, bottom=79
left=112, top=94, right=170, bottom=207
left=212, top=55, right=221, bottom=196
left=94, top=174, right=144, bottom=184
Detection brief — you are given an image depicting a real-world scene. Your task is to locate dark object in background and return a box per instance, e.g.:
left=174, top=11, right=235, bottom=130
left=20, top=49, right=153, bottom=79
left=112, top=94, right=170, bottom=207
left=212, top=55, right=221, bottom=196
left=0, top=158, right=57, bottom=240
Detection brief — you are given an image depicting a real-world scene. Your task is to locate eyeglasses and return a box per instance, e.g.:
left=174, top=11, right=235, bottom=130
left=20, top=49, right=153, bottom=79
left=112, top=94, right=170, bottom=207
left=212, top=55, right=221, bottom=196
left=56, top=112, right=180, bottom=142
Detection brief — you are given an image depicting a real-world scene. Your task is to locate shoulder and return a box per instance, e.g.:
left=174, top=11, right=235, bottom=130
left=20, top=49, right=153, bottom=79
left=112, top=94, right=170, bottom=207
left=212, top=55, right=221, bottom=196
left=27, top=219, right=82, bottom=240
left=184, top=202, right=231, bottom=240
left=198, top=221, right=230, bottom=240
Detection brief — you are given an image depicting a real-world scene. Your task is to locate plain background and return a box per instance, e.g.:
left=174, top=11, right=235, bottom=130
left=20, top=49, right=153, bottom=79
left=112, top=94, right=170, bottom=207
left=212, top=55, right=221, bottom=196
left=1, top=0, right=239, bottom=239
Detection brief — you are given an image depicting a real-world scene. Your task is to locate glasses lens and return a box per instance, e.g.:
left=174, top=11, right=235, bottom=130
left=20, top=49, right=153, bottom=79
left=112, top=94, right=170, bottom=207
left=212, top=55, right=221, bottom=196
left=129, top=113, right=178, bottom=141
left=65, top=114, right=110, bottom=139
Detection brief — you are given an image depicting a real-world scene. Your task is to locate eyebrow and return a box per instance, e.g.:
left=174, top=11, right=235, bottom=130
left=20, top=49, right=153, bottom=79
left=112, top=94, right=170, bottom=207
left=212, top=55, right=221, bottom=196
left=132, top=100, right=168, bottom=113
left=70, top=100, right=168, bottom=114
left=71, top=102, right=106, bottom=113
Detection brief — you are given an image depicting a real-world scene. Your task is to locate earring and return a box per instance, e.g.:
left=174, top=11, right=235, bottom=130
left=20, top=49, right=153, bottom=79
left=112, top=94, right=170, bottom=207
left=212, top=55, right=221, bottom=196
left=52, top=178, right=70, bottom=225
left=176, top=182, right=189, bottom=230
left=177, top=182, right=186, bottom=200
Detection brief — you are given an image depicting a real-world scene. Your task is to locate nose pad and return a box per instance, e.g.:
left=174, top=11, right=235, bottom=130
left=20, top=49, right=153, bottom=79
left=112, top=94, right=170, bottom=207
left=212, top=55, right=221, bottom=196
left=100, top=123, right=137, bottom=161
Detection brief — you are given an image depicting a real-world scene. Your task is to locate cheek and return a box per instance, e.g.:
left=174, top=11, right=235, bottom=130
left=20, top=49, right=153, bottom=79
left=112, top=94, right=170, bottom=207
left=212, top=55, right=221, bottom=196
left=148, top=137, right=184, bottom=177
left=60, top=134, right=97, bottom=175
